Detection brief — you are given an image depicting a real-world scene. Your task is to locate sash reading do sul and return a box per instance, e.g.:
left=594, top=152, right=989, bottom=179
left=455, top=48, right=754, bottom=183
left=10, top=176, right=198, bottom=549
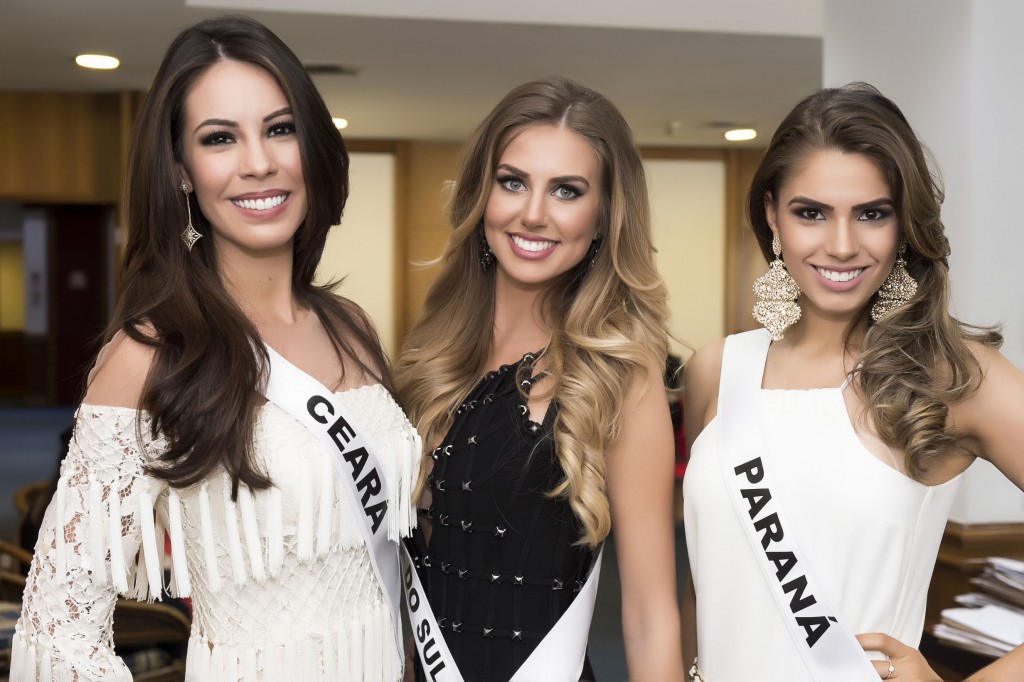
left=262, top=344, right=403, bottom=659
left=716, top=332, right=877, bottom=680
left=401, top=540, right=603, bottom=682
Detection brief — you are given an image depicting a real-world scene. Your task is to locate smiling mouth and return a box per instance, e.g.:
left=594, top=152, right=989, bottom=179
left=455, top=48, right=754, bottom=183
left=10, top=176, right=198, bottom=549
left=232, top=193, right=288, bottom=211
left=510, top=234, right=557, bottom=252
left=815, top=266, right=865, bottom=283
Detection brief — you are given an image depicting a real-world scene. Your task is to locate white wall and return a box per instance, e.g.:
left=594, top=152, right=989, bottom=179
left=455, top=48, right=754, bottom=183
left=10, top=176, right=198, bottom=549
left=824, top=0, right=1024, bottom=524
left=646, top=159, right=727, bottom=357
left=316, top=151, right=397, bottom=356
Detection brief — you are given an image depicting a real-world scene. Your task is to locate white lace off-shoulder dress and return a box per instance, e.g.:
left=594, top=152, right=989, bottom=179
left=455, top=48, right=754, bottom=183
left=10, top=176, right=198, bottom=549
left=11, top=384, right=421, bottom=681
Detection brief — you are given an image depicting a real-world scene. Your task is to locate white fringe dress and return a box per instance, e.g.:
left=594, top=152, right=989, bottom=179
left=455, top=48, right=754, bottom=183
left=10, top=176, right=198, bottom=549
left=11, top=384, right=421, bottom=681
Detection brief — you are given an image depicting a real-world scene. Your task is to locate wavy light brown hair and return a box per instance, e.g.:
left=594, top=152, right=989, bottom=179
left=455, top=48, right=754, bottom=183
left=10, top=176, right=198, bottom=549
left=110, top=15, right=391, bottom=496
left=395, top=76, right=670, bottom=547
left=747, top=82, right=1001, bottom=479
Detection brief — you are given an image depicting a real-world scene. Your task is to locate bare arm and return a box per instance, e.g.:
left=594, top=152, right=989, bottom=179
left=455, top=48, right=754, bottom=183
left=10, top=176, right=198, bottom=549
left=953, top=346, right=1024, bottom=679
left=676, top=340, right=723, bottom=673
left=607, top=357, right=685, bottom=681
left=681, top=575, right=697, bottom=670
left=861, top=346, right=1024, bottom=679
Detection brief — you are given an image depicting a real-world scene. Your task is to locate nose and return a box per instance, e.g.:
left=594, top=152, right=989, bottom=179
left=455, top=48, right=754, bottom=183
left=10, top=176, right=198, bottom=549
left=825, top=216, right=859, bottom=260
left=520, top=191, right=547, bottom=229
left=240, top=139, right=276, bottom=178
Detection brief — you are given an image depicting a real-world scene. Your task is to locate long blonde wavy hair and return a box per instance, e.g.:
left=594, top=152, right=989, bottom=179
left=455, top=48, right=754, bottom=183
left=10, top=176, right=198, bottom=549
left=395, top=76, right=670, bottom=547
left=748, top=83, right=1002, bottom=480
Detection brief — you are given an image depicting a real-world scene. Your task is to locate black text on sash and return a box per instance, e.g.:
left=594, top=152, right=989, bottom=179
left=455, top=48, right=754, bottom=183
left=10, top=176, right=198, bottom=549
left=403, top=557, right=449, bottom=680
left=307, top=394, right=388, bottom=534
left=734, top=456, right=837, bottom=648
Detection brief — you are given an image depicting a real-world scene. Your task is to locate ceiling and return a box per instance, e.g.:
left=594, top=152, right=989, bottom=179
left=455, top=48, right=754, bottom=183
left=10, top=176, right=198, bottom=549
left=0, top=0, right=823, bottom=147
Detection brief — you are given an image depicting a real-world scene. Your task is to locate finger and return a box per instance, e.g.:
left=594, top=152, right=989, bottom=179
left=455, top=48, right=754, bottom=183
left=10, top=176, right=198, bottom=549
left=856, top=632, right=896, bottom=653
left=868, top=655, right=901, bottom=675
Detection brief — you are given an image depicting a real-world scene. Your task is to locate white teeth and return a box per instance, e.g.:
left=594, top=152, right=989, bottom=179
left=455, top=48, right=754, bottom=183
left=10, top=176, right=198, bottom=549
left=816, top=267, right=864, bottom=282
left=233, top=194, right=287, bottom=210
left=510, top=234, right=556, bottom=252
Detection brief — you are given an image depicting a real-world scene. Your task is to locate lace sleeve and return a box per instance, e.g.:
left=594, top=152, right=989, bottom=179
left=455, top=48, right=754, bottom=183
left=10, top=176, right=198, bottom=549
left=11, top=405, right=169, bottom=682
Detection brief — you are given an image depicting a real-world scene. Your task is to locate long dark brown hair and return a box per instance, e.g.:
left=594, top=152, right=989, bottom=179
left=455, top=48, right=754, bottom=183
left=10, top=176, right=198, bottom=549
left=111, top=15, right=391, bottom=495
left=747, top=82, right=1001, bottom=479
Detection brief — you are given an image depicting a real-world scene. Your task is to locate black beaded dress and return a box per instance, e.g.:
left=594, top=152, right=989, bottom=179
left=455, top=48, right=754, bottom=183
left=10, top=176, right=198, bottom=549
left=411, top=352, right=597, bottom=682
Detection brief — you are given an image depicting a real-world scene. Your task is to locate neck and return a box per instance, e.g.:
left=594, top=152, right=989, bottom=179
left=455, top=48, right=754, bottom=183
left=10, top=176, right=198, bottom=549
left=217, top=243, right=301, bottom=325
left=491, top=273, right=551, bottom=361
left=778, top=302, right=867, bottom=359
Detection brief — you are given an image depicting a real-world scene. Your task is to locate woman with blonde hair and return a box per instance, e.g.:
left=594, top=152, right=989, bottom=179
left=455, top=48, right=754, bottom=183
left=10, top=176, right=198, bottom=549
left=396, top=76, right=683, bottom=680
left=13, top=16, right=419, bottom=680
left=683, top=83, right=1024, bottom=680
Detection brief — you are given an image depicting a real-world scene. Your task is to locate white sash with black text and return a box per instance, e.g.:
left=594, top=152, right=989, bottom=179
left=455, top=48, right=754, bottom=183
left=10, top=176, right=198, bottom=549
left=262, top=344, right=403, bottom=660
left=401, top=541, right=603, bottom=682
left=716, top=331, right=877, bottom=680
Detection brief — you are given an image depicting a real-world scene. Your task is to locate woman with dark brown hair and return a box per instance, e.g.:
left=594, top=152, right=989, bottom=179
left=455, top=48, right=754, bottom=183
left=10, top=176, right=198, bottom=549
left=12, top=15, right=419, bottom=681
left=682, top=83, right=1024, bottom=680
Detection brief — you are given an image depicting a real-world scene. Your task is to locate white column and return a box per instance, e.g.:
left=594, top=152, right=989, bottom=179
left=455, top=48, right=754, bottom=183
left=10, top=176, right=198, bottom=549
left=824, top=0, right=1024, bottom=523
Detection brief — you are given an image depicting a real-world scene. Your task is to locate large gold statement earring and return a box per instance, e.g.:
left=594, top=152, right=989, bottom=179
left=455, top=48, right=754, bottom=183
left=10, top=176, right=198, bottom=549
left=180, top=181, right=202, bottom=251
left=752, top=234, right=802, bottom=341
left=871, top=241, right=917, bottom=321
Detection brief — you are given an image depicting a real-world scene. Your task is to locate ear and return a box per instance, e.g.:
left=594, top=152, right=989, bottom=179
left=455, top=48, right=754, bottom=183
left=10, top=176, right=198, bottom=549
left=176, top=163, right=193, bottom=193
left=763, top=191, right=779, bottom=237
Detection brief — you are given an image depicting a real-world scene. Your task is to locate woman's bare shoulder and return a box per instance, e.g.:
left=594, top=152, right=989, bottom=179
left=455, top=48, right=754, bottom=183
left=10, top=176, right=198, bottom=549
left=84, top=327, right=157, bottom=408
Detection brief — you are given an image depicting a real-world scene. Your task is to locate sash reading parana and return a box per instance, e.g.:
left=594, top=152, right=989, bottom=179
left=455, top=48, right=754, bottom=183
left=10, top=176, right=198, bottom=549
left=716, top=331, right=877, bottom=680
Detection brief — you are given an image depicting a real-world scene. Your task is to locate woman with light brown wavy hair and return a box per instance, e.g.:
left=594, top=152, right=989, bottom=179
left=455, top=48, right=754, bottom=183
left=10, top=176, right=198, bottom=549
left=396, top=76, right=683, bottom=680
left=682, top=82, right=1024, bottom=681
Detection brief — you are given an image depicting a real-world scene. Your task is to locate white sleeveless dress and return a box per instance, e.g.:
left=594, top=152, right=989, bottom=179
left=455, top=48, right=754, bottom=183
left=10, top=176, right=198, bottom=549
left=12, top=384, right=421, bottom=681
left=683, top=329, right=963, bottom=681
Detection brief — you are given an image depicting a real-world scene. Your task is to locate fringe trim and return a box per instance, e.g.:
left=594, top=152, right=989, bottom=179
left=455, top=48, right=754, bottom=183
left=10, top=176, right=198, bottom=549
left=182, top=605, right=401, bottom=681
left=87, top=477, right=105, bottom=582
left=11, top=631, right=133, bottom=682
left=222, top=471, right=248, bottom=586
left=167, top=487, right=191, bottom=597
left=198, top=481, right=223, bottom=593
left=266, top=485, right=284, bottom=577
left=237, top=482, right=266, bottom=583
left=297, top=461, right=314, bottom=560
left=136, top=480, right=161, bottom=600
left=107, top=485, right=128, bottom=594
left=55, top=475, right=67, bottom=577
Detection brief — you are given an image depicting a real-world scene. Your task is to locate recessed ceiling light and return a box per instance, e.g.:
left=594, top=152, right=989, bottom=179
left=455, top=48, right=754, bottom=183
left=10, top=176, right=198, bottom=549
left=75, top=54, right=120, bottom=70
left=333, top=118, right=349, bottom=130
left=724, top=128, right=757, bottom=142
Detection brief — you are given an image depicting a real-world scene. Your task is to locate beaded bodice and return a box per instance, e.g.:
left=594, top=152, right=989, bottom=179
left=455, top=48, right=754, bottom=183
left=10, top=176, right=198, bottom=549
left=413, top=352, right=594, bottom=681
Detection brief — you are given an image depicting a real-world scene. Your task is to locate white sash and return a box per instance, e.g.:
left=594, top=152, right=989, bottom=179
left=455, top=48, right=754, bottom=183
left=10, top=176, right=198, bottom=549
left=402, top=540, right=603, bottom=681
left=716, top=331, right=877, bottom=680
left=262, top=344, right=403, bottom=660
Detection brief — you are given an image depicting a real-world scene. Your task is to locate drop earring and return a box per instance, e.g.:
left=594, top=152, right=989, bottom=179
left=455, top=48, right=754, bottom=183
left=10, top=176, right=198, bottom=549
left=479, top=224, right=495, bottom=272
left=871, top=241, right=917, bottom=321
left=752, top=234, right=802, bottom=341
left=180, top=181, right=202, bottom=251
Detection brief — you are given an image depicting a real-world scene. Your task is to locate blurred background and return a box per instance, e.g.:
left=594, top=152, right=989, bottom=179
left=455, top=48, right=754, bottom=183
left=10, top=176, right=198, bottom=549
left=0, top=1, right=1022, bottom=679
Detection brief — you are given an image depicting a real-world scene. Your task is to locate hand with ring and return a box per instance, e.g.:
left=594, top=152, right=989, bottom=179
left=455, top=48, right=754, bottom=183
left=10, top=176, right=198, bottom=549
left=857, top=633, right=943, bottom=680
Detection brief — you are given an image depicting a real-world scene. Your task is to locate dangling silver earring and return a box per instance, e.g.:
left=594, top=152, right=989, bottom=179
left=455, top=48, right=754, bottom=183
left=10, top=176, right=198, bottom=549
left=871, top=241, right=917, bottom=321
left=180, top=181, right=202, bottom=251
left=479, top=224, right=495, bottom=272
left=752, top=234, right=802, bottom=341
left=586, top=233, right=603, bottom=270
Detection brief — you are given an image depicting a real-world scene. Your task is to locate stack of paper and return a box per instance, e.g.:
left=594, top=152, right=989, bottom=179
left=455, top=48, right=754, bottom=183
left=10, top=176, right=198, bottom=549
left=932, top=557, right=1024, bottom=657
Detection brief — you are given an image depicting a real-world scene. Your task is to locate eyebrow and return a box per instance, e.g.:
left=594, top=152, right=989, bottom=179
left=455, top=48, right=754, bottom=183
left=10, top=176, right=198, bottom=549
left=787, top=195, right=894, bottom=211
left=193, top=107, right=293, bottom=134
left=497, top=163, right=592, bottom=189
